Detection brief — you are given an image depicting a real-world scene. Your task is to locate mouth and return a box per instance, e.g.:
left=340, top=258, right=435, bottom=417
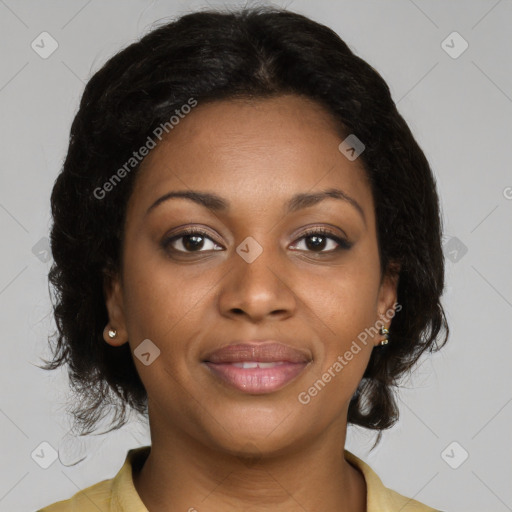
left=203, top=342, right=311, bottom=394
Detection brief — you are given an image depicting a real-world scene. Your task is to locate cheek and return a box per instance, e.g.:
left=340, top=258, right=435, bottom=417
left=121, top=241, right=207, bottom=339
left=120, top=244, right=224, bottom=389
left=297, top=272, right=377, bottom=415
left=295, top=250, right=381, bottom=394
left=121, top=263, right=198, bottom=397
left=305, top=263, right=382, bottom=344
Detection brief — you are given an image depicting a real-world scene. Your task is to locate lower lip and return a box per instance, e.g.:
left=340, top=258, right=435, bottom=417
left=204, top=362, right=308, bottom=394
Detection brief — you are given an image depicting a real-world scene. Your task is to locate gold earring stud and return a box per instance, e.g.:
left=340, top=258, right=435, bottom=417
left=379, top=326, right=389, bottom=346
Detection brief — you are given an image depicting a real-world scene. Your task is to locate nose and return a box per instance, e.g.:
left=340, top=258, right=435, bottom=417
left=217, top=241, right=297, bottom=323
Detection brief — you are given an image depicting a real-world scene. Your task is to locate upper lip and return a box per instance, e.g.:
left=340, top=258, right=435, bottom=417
left=204, top=342, right=311, bottom=364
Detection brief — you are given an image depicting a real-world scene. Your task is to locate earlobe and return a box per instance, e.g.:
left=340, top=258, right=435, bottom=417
left=103, top=271, right=128, bottom=347
left=102, top=325, right=126, bottom=346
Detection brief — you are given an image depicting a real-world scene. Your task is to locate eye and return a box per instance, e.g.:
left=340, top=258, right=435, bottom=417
left=162, top=228, right=223, bottom=253
left=162, top=227, right=351, bottom=255
left=290, top=228, right=352, bottom=253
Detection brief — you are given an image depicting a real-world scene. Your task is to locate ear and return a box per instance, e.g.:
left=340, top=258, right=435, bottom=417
left=375, top=261, right=401, bottom=344
left=102, top=270, right=129, bottom=347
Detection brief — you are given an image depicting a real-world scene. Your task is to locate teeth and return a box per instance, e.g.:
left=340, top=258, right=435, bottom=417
left=232, top=361, right=284, bottom=369
left=257, top=362, right=283, bottom=368
left=233, top=362, right=258, bottom=369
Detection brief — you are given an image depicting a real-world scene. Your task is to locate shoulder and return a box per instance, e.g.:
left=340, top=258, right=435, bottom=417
left=37, top=445, right=151, bottom=511
left=344, top=450, right=441, bottom=512
left=37, top=477, right=113, bottom=511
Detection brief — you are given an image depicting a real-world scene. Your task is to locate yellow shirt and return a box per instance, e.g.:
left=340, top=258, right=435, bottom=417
left=38, top=445, right=440, bottom=511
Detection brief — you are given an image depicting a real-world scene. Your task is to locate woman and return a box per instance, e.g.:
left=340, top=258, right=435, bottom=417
left=39, top=6, right=448, bottom=511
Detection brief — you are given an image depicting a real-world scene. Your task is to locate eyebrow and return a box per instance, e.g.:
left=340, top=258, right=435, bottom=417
left=146, top=187, right=366, bottom=225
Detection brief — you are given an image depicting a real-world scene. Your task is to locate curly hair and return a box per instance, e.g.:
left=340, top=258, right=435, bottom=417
left=42, top=5, right=449, bottom=440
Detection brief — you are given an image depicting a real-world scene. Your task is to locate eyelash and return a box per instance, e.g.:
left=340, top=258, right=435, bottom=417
left=161, top=227, right=352, bottom=255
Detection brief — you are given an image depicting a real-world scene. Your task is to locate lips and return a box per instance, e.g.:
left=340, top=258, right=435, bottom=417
left=205, top=343, right=311, bottom=364
left=203, top=342, right=311, bottom=394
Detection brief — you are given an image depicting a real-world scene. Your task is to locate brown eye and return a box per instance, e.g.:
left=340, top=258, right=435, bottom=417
left=162, top=229, right=223, bottom=253
left=290, top=229, right=352, bottom=253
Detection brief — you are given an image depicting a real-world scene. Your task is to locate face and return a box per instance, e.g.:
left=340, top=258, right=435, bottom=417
left=104, top=94, right=398, bottom=457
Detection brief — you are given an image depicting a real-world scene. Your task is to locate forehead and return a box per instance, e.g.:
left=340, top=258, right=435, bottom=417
left=128, top=94, right=373, bottom=218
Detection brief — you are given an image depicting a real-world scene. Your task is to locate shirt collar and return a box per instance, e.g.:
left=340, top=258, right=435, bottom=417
left=109, top=445, right=428, bottom=512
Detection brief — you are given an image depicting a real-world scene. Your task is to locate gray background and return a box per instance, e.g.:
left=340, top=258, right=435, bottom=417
left=1, top=0, right=511, bottom=510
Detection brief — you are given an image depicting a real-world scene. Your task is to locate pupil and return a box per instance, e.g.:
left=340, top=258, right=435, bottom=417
left=184, top=235, right=204, bottom=251
left=306, top=235, right=325, bottom=251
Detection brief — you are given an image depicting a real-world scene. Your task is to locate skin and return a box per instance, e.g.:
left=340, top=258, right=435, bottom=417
left=103, top=94, right=399, bottom=512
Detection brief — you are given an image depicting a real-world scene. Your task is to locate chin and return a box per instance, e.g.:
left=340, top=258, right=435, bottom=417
left=198, top=405, right=307, bottom=458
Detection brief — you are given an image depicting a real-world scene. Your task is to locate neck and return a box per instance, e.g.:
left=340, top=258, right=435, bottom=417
left=133, top=414, right=366, bottom=512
